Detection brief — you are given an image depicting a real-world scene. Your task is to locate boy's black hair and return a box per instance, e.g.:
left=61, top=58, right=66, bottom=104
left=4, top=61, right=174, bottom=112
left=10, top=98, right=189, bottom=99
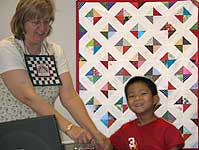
left=124, top=76, right=158, bottom=100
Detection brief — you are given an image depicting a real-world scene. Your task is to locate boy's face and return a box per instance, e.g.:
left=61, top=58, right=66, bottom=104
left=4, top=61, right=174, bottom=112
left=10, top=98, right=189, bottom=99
left=126, top=82, right=159, bottom=115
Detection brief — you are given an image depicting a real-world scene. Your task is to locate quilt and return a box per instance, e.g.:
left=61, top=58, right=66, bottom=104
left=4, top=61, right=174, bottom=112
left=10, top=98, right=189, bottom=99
left=76, top=0, right=198, bottom=148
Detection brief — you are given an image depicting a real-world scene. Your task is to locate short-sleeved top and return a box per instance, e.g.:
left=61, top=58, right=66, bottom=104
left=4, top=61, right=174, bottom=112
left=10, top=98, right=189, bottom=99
left=110, top=118, right=184, bottom=150
left=0, top=36, right=69, bottom=122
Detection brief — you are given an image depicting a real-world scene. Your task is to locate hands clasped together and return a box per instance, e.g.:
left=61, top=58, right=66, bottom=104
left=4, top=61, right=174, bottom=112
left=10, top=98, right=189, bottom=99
left=66, top=125, right=113, bottom=150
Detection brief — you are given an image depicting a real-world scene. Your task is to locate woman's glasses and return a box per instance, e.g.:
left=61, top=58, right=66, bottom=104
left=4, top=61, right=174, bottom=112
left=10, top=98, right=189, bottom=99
left=29, top=18, right=53, bottom=28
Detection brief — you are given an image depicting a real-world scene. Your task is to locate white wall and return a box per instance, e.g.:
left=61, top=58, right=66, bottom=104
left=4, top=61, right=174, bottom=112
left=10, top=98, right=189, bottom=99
left=0, top=0, right=77, bottom=143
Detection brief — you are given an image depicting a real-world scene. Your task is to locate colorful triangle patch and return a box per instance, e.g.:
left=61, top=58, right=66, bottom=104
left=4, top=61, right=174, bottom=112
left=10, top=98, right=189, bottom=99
left=100, top=53, right=117, bottom=69
left=85, top=67, right=102, bottom=84
left=79, top=54, right=87, bottom=68
left=86, top=8, right=102, bottom=25
left=144, top=67, right=161, bottom=82
left=130, top=23, right=146, bottom=39
left=162, top=2, right=175, bottom=8
left=146, top=7, right=162, bottom=23
left=115, top=97, right=128, bottom=113
left=115, top=67, right=131, bottom=83
left=86, top=96, right=102, bottom=113
left=174, top=96, right=191, bottom=112
left=175, top=37, right=191, bottom=53
left=130, top=53, right=146, bottom=69
left=101, top=82, right=117, bottom=98
left=179, top=125, right=192, bottom=141
left=100, top=2, right=115, bottom=10
left=115, top=8, right=132, bottom=25
left=175, top=66, right=192, bottom=83
left=115, top=38, right=131, bottom=54
left=130, top=2, right=144, bottom=9
left=145, top=37, right=161, bottom=54
left=100, top=23, right=117, bottom=39
left=100, top=112, right=116, bottom=128
left=79, top=24, right=87, bottom=39
left=175, top=7, right=192, bottom=23
left=161, top=22, right=176, bottom=38
left=162, top=110, right=176, bottom=123
left=190, top=52, right=198, bottom=66
left=160, top=52, right=176, bottom=68
left=86, top=38, right=102, bottom=54
left=190, top=82, right=198, bottom=97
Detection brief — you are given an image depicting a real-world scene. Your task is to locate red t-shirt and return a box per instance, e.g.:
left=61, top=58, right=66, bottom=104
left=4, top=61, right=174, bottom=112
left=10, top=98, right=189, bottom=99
left=110, top=118, right=184, bottom=150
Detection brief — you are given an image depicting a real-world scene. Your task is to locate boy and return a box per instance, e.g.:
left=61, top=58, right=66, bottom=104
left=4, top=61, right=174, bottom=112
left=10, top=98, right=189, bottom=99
left=110, top=76, right=184, bottom=150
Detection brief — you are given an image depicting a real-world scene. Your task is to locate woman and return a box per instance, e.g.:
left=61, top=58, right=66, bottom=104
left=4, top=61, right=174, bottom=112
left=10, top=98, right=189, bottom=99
left=0, top=0, right=112, bottom=149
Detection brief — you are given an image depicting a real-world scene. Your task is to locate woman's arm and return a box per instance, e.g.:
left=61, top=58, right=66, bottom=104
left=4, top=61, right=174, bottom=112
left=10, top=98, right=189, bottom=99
left=59, top=72, right=113, bottom=150
left=1, top=69, right=91, bottom=143
left=58, top=72, right=97, bottom=132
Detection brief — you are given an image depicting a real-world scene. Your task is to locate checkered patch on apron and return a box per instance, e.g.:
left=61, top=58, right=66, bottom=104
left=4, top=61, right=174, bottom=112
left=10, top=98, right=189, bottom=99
left=24, top=55, right=62, bottom=86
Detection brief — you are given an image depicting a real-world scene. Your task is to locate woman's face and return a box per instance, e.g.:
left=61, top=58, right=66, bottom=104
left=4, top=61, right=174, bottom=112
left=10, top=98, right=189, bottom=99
left=23, top=17, right=52, bottom=45
left=126, top=82, right=158, bottom=115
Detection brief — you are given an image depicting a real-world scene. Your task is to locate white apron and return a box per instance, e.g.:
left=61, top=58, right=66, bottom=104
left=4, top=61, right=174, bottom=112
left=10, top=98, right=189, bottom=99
left=0, top=37, right=60, bottom=123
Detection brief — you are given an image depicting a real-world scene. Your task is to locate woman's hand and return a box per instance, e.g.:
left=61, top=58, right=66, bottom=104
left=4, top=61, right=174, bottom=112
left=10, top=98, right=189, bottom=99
left=66, top=125, right=92, bottom=144
left=92, top=131, right=113, bottom=150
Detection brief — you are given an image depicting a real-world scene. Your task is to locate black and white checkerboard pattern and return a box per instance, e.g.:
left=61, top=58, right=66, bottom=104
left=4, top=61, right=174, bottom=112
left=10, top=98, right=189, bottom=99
left=25, top=55, right=62, bottom=86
